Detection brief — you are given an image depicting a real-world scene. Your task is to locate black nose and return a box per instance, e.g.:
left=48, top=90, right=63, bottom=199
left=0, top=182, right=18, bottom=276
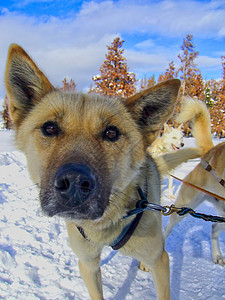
left=181, top=143, right=184, bottom=147
left=54, top=164, right=96, bottom=208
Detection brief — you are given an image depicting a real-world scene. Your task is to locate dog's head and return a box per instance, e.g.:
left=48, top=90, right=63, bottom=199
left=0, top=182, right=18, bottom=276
left=5, top=44, right=180, bottom=223
left=163, top=124, right=184, bottom=152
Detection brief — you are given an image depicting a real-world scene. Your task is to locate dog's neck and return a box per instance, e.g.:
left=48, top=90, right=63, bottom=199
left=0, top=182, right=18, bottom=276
left=72, top=162, right=151, bottom=249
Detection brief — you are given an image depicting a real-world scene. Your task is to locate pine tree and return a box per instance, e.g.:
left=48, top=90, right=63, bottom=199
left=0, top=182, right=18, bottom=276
left=1, top=95, right=13, bottom=129
left=158, top=61, right=177, bottom=82
left=208, top=56, right=225, bottom=137
left=204, top=81, right=215, bottom=109
left=140, top=75, right=156, bottom=90
left=177, top=34, right=204, bottom=99
left=61, top=78, right=76, bottom=91
left=91, top=37, right=136, bottom=97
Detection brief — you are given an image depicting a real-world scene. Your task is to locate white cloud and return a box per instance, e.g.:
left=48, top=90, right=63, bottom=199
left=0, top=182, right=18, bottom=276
left=125, top=49, right=170, bottom=74
left=134, top=39, right=156, bottom=50
left=74, top=0, right=225, bottom=39
left=0, top=0, right=224, bottom=102
left=196, top=55, right=221, bottom=69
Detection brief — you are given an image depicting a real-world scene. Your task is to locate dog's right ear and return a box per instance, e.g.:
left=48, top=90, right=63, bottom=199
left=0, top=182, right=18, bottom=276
left=5, top=44, right=54, bottom=127
left=124, top=79, right=181, bottom=146
left=163, top=123, right=170, bottom=133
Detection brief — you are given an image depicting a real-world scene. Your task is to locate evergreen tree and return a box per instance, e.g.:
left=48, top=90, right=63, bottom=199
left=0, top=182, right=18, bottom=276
left=158, top=61, right=177, bottom=82
left=140, top=75, right=156, bottom=90
left=61, top=78, right=76, bottom=91
left=1, top=95, right=13, bottom=129
left=91, top=37, right=136, bottom=97
left=204, top=81, right=215, bottom=109
left=177, top=34, right=204, bottom=99
left=208, top=56, right=225, bottom=137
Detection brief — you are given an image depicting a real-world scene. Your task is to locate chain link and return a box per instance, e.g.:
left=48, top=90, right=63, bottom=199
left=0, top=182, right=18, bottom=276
left=123, top=187, right=225, bottom=223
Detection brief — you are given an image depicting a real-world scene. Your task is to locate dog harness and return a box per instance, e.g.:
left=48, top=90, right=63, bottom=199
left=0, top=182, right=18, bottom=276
left=77, top=213, right=144, bottom=250
left=77, top=186, right=147, bottom=250
left=77, top=211, right=143, bottom=250
left=110, top=211, right=144, bottom=250
left=201, top=158, right=225, bottom=188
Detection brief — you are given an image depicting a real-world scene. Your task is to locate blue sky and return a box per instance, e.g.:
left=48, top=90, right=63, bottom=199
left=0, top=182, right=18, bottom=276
left=0, top=0, right=225, bottom=100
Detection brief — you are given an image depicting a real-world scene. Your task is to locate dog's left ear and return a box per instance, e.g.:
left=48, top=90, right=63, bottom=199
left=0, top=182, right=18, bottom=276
left=5, top=44, right=54, bottom=127
left=177, top=124, right=182, bottom=131
left=124, top=79, right=181, bottom=145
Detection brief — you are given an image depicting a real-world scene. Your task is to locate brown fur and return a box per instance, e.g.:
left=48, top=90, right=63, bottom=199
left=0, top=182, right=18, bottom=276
left=164, top=98, right=225, bottom=265
left=5, top=44, right=201, bottom=299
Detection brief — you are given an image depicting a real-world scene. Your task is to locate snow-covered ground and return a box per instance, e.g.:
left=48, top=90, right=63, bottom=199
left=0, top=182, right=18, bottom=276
left=0, top=130, right=225, bottom=300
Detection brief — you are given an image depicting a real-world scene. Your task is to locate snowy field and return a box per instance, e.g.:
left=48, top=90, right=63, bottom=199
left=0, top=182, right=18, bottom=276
left=0, top=130, right=225, bottom=300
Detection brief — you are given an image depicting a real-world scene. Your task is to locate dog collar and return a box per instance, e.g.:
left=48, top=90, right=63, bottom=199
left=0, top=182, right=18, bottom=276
left=77, top=208, right=144, bottom=251
left=110, top=211, right=143, bottom=250
left=77, top=186, right=147, bottom=250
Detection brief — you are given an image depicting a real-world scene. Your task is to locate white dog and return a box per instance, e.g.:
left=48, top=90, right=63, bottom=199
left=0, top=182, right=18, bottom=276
left=149, top=123, right=184, bottom=198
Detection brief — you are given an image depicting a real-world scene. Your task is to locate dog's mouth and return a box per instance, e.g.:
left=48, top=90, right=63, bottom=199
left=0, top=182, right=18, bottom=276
left=40, top=163, right=111, bottom=220
left=171, top=143, right=179, bottom=151
left=171, top=142, right=184, bottom=151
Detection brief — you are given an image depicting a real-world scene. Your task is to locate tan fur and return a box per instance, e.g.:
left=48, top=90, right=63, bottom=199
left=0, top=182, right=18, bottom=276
left=5, top=44, right=200, bottom=300
left=164, top=98, right=225, bottom=266
left=177, top=97, right=214, bottom=153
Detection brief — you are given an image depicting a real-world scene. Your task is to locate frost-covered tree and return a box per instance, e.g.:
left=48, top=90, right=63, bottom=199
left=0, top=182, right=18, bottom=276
left=158, top=61, right=177, bottom=83
left=208, top=57, right=225, bottom=137
left=177, top=34, right=204, bottom=99
left=1, top=95, right=13, bottom=129
left=140, top=75, right=156, bottom=90
left=61, top=78, right=76, bottom=91
left=91, top=37, right=136, bottom=97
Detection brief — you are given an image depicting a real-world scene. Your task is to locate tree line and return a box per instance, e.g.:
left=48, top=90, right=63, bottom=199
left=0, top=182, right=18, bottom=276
left=2, top=35, right=225, bottom=137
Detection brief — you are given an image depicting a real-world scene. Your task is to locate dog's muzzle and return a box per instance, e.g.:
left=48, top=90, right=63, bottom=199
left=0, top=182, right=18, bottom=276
left=41, top=162, right=110, bottom=220
left=54, top=163, right=96, bottom=207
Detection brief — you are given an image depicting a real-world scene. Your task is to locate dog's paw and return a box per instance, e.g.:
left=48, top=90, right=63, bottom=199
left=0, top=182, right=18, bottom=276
left=213, top=255, right=225, bottom=266
left=138, top=262, right=150, bottom=272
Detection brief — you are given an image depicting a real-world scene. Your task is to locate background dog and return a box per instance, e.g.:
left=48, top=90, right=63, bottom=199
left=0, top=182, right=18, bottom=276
left=149, top=123, right=184, bottom=198
left=163, top=97, right=225, bottom=265
left=149, top=123, right=184, bottom=157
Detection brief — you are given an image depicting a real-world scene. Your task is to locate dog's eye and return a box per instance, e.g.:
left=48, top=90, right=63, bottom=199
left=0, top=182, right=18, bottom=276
left=102, top=126, right=121, bottom=142
left=41, top=121, right=60, bottom=137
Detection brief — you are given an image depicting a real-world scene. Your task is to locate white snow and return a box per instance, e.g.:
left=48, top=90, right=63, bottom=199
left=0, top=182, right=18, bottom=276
left=0, top=130, right=225, bottom=300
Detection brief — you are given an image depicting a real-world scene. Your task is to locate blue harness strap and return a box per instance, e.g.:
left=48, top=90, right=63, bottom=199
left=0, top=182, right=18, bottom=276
left=76, top=186, right=146, bottom=250
left=110, top=211, right=143, bottom=250
left=77, top=211, right=144, bottom=250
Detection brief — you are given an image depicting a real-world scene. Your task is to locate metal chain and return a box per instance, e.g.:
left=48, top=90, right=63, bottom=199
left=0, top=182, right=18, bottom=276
left=163, top=205, right=225, bottom=223
left=123, top=187, right=225, bottom=223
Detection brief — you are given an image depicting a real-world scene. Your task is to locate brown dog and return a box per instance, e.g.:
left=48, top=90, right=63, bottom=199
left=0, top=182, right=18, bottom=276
left=5, top=44, right=199, bottom=300
left=163, top=97, right=225, bottom=266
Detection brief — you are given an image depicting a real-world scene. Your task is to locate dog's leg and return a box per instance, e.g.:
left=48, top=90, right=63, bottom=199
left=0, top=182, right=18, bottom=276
left=66, top=222, right=104, bottom=300
left=150, top=249, right=171, bottom=300
left=163, top=165, right=204, bottom=240
left=163, top=211, right=182, bottom=240
left=79, top=258, right=104, bottom=300
left=136, top=249, right=170, bottom=300
left=163, top=191, right=203, bottom=240
left=121, top=233, right=171, bottom=300
left=168, top=175, right=174, bottom=199
left=211, top=221, right=225, bottom=266
left=163, top=191, right=202, bottom=240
